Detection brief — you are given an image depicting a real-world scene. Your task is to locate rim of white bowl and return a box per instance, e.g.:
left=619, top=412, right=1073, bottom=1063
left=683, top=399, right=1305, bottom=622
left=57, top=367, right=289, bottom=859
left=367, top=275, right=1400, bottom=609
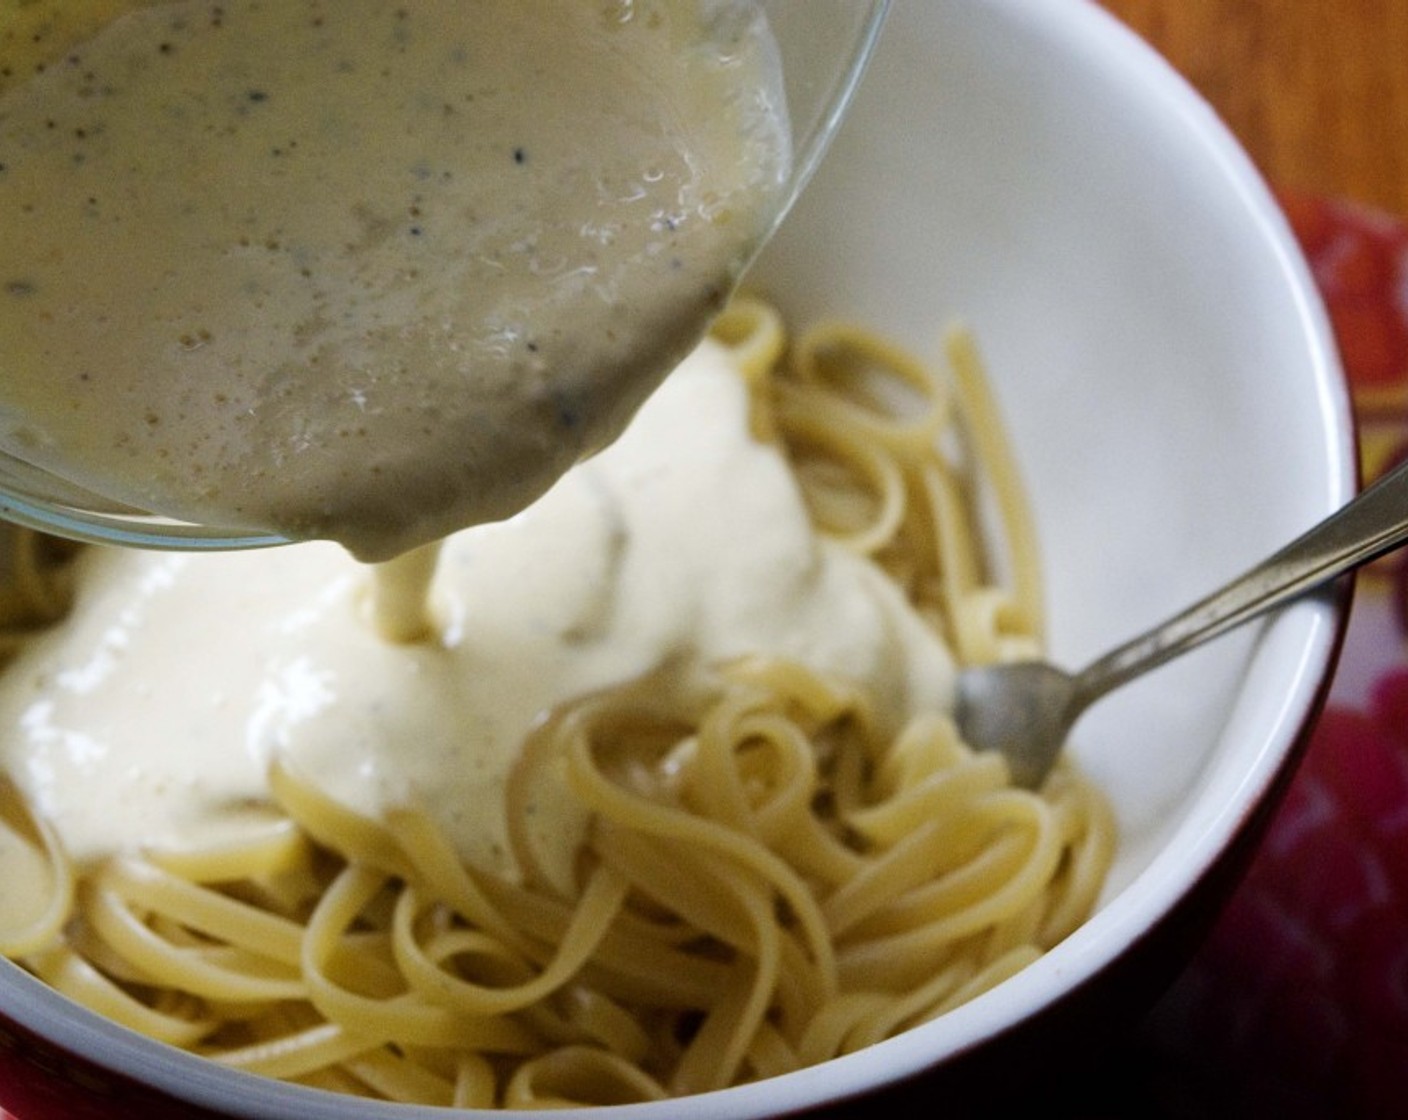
left=0, top=1, right=1354, bottom=1117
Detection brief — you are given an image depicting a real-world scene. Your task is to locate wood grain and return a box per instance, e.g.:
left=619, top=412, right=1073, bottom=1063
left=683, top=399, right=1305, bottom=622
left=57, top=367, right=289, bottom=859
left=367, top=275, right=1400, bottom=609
left=1099, top=0, right=1408, bottom=215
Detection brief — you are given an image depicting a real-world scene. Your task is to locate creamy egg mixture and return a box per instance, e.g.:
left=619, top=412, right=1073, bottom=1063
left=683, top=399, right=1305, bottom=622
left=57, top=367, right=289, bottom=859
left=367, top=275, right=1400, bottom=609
left=0, top=2, right=936, bottom=892
left=0, top=342, right=955, bottom=882
left=0, top=0, right=790, bottom=558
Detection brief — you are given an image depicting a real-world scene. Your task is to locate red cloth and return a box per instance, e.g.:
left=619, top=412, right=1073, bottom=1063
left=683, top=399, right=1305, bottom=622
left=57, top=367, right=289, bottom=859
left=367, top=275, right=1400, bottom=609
left=1135, top=192, right=1408, bottom=1119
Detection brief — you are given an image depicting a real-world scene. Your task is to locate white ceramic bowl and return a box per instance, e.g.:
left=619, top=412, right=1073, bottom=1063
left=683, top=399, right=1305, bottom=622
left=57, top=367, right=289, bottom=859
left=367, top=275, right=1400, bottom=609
left=0, top=1, right=1352, bottom=1117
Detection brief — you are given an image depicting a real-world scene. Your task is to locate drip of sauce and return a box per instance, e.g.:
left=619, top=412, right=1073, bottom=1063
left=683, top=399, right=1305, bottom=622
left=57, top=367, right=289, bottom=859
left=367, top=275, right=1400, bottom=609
left=0, top=0, right=790, bottom=559
left=370, top=542, right=442, bottom=644
left=0, top=340, right=955, bottom=882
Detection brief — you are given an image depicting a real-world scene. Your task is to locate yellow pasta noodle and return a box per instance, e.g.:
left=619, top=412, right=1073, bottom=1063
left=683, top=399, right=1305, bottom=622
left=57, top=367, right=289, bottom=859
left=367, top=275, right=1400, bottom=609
left=0, top=302, right=1115, bottom=1107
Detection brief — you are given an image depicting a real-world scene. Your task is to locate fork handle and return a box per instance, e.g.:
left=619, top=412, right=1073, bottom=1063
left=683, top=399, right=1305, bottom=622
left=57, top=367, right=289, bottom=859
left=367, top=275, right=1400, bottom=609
left=1073, top=455, right=1405, bottom=708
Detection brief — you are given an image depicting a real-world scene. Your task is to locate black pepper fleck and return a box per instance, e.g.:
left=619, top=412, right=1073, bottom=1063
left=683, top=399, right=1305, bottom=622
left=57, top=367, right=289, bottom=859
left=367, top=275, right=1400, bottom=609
left=513, top=146, right=527, bottom=165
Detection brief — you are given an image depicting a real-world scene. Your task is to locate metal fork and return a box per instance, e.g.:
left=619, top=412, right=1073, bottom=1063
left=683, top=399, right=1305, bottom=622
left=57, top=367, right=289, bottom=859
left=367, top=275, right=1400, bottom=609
left=954, top=457, right=1408, bottom=788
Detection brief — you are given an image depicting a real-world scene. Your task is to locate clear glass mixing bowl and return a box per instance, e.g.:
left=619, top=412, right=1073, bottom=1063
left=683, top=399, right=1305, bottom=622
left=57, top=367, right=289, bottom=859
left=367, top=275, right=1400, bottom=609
left=0, top=0, right=889, bottom=552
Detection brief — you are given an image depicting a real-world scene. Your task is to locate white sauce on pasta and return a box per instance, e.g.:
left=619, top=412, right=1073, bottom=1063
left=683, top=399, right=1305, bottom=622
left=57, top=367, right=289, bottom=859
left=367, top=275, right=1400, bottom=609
left=0, top=0, right=789, bottom=559
left=0, top=340, right=954, bottom=878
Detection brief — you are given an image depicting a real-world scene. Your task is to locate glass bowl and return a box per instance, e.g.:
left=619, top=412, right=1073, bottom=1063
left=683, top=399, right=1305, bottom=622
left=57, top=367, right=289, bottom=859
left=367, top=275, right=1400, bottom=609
left=0, top=0, right=890, bottom=553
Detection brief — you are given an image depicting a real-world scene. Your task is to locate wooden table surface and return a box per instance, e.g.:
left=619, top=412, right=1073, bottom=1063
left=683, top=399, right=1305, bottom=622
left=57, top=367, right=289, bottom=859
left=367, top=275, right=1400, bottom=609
left=1099, top=0, right=1408, bottom=217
